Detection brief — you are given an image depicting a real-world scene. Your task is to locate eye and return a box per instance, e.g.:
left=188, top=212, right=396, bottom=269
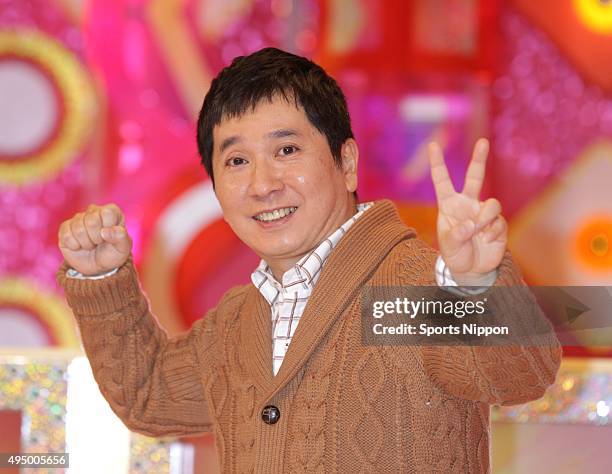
left=226, top=157, right=247, bottom=167
left=278, top=145, right=299, bottom=156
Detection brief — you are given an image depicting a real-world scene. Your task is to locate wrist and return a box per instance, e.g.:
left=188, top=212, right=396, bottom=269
left=451, top=269, right=498, bottom=287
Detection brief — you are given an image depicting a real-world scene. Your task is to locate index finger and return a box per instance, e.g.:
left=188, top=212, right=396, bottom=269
left=462, top=138, right=489, bottom=199
left=428, top=142, right=456, bottom=201
left=100, top=203, right=125, bottom=227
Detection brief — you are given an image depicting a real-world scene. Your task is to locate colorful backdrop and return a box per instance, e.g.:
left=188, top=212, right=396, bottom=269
left=0, top=0, right=611, bottom=354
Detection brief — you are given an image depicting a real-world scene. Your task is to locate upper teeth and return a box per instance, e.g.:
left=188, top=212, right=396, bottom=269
left=255, top=207, right=297, bottom=222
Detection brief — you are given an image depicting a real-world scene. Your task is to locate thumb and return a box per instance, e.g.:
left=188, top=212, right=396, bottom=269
left=100, top=225, right=131, bottom=253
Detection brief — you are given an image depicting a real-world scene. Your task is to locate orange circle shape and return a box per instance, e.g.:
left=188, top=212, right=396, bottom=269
left=574, top=215, right=612, bottom=271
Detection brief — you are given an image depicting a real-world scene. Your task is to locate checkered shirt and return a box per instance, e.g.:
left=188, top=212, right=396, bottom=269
left=251, top=202, right=372, bottom=376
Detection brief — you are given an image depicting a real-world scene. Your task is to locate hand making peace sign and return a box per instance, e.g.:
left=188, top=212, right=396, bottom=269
left=429, top=138, right=507, bottom=286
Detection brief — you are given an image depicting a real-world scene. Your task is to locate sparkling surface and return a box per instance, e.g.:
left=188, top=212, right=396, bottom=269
left=130, top=435, right=172, bottom=474
left=0, top=352, right=175, bottom=474
left=494, top=361, right=612, bottom=425
left=492, top=9, right=612, bottom=216
left=0, top=358, right=68, bottom=474
left=0, top=160, right=84, bottom=290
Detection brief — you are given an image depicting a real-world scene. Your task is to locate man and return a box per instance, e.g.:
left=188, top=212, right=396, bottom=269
left=57, top=48, right=561, bottom=473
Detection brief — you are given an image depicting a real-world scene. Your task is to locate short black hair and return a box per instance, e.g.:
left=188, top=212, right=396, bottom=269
left=196, top=47, right=354, bottom=185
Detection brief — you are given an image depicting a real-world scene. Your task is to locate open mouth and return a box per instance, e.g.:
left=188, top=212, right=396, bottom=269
left=253, top=206, right=297, bottom=223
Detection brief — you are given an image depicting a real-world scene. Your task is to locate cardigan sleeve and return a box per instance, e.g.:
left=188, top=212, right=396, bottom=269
left=421, top=251, right=562, bottom=406
left=57, top=257, right=216, bottom=437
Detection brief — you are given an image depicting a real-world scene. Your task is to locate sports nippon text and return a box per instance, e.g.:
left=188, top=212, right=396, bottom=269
left=367, top=293, right=510, bottom=341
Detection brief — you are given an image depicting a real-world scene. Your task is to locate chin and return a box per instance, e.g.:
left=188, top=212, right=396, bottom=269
left=259, top=243, right=298, bottom=257
left=256, top=240, right=302, bottom=259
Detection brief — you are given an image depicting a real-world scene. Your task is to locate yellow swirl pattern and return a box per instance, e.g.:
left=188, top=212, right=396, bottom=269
left=0, top=277, right=78, bottom=347
left=0, top=29, right=97, bottom=185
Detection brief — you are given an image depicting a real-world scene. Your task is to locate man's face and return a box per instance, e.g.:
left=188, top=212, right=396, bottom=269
left=212, top=96, right=358, bottom=274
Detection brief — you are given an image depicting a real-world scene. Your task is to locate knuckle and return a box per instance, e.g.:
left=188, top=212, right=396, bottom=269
left=102, top=203, right=120, bottom=217
left=58, top=221, right=68, bottom=237
left=73, top=226, right=87, bottom=240
left=105, top=202, right=120, bottom=213
left=58, top=223, right=71, bottom=238
left=71, top=212, right=85, bottom=226
left=70, top=222, right=87, bottom=239
left=84, top=211, right=100, bottom=226
left=106, top=205, right=125, bottom=225
left=58, top=230, right=72, bottom=244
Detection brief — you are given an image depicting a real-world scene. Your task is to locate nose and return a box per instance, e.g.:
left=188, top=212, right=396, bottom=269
left=248, top=159, right=283, bottom=198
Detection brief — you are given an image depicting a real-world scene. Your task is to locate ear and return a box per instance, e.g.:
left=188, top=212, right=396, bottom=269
left=340, top=138, right=359, bottom=193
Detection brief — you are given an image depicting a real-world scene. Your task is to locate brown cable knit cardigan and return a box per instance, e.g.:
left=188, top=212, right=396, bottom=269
left=57, top=200, right=561, bottom=473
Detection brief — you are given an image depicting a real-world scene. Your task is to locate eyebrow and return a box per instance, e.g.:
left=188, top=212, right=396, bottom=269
left=219, top=136, right=240, bottom=154
left=218, top=128, right=302, bottom=154
left=268, top=128, right=301, bottom=140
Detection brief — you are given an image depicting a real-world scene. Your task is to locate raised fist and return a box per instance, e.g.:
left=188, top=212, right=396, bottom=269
left=58, top=203, right=132, bottom=276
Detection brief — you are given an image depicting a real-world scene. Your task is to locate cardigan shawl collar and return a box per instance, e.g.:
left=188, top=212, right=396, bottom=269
left=239, top=199, right=415, bottom=402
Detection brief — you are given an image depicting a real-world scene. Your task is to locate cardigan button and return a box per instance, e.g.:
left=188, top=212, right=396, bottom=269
left=261, top=405, right=280, bottom=425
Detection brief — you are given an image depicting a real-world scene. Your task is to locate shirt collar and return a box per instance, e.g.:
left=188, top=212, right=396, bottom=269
left=251, top=202, right=373, bottom=305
